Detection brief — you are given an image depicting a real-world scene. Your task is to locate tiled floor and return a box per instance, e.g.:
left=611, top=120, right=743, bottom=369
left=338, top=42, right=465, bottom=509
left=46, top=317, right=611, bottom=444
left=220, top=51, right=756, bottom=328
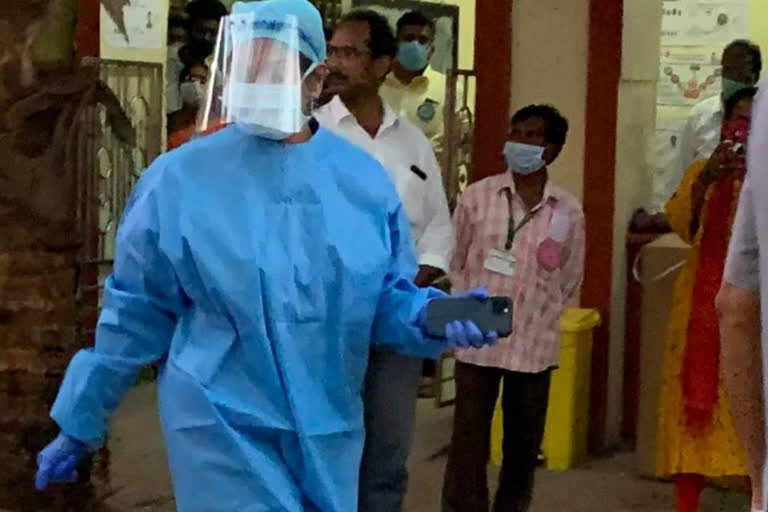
left=102, top=384, right=750, bottom=512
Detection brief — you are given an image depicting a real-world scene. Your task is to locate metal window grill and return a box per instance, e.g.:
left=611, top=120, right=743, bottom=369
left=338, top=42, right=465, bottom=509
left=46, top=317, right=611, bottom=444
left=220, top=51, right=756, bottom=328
left=434, top=68, right=476, bottom=407
left=76, top=60, right=163, bottom=346
left=441, top=68, right=476, bottom=212
left=310, top=0, right=346, bottom=31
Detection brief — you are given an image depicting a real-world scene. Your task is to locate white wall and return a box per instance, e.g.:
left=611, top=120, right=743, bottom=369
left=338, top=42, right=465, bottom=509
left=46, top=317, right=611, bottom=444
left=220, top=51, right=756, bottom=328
left=100, top=3, right=169, bottom=63
left=608, top=0, right=661, bottom=446
left=507, top=0, right=660, bottom=446
left=509, top=0, right=589, bottom=200
left=428, top=0, right=474, bottom=70
left=100, top=2, right=170, bottom=149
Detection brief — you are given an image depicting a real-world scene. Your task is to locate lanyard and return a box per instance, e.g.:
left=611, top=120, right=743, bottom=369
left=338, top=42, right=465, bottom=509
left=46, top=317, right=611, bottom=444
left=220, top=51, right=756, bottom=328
left=503, top=187, right=542, bottom=251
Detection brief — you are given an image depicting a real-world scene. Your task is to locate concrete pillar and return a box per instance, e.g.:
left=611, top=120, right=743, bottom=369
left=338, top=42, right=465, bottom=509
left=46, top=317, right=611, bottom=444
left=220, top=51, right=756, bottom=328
left=509, top=0, right=590, bottom=201
left=606, top=0, right=661, bottom=445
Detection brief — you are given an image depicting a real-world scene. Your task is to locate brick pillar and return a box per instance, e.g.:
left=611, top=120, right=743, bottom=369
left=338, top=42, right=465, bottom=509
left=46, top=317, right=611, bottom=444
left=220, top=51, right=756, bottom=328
left=0, top=250, right=109, bottom=509
left=0, top=1, right=111, bottom=505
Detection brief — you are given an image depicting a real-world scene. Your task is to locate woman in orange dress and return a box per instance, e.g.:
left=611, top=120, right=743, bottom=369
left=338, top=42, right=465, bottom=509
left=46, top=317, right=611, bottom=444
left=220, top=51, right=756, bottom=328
left=656, top=86, right=757, bottom=512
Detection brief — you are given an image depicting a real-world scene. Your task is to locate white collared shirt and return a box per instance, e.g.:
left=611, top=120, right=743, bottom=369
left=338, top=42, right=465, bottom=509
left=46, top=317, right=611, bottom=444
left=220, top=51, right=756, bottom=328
left=680, top=95, right=723, bottom=169
left=314, top=96, right=455, bottom=272
left=662, top=95, right=724, bottom=203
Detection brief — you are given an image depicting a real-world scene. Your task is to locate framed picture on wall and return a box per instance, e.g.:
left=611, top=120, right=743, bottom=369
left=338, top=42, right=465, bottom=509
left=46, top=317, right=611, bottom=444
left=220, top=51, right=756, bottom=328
left=349, top=0, right=459, bottom=73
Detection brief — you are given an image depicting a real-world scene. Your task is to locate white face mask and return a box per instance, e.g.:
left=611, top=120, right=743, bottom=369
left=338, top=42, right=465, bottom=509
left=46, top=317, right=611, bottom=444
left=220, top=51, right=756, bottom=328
left=503, top=141, right=546, bottom=175
left=228, top=83, right=305, bottom=140
left=180, top=81, right=204, bottom=106
left=226, top=63, right=318, bottom=141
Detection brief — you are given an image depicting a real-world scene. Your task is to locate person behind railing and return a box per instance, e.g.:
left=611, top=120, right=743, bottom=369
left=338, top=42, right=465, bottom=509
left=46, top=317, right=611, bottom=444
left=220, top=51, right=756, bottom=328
left=168, top=60, right=210, bottom=150
left=166, top=0, right=226, bottom=116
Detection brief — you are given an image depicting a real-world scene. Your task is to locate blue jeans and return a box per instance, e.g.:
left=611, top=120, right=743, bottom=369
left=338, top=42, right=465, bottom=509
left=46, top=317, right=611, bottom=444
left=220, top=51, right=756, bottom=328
left=359, top=347, right=423, bottom=512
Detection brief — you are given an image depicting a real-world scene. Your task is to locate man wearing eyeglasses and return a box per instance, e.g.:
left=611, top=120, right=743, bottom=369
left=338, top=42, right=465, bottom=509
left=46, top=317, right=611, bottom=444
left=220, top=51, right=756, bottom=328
left=314, top=9, right=454, bottom=512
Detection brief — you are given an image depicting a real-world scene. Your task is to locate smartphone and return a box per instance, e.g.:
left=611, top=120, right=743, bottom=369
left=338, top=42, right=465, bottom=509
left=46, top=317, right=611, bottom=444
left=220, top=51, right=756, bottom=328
left=721, top=118, right=749, bottom=174
left=425, top=296, right=513, bottom=338
left=721, top=118, right=749, bottom=145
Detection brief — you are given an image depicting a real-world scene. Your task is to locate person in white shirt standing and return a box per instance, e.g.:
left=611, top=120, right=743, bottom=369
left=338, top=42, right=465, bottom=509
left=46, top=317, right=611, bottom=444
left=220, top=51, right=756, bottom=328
left=380, top=9, right=451, bottom=396
left=663, top=40, right=762, bottom=203
left=315, top=9, right=454, bottom=512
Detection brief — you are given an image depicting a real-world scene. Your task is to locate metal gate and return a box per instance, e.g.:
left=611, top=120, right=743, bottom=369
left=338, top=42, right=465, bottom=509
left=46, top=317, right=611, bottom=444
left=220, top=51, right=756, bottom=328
left=311, top=0, right=346, bottom=31
left=76, top=60, right=163, bottom=344
left=435, top=68, right=476, bottom=407
left=441, top=68, right=476, bottom=211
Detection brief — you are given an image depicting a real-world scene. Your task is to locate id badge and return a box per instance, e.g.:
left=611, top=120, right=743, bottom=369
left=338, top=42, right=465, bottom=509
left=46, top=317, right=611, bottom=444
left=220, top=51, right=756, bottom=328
left=484, top=248, right=517, bottom=277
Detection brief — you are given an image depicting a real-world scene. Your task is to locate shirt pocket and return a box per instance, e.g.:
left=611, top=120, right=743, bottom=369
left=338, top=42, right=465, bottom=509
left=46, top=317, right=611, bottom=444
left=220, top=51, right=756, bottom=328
left=393, top=163, right=428, bottom=229
left=465, top=207, right=507, bottom=274
left=528, top=213, right=563, bottom=294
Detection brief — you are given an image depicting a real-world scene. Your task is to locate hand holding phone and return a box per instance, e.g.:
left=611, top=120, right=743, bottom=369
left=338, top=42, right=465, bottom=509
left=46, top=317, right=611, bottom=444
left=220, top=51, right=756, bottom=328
left=424, top=292, right=513, bottom=339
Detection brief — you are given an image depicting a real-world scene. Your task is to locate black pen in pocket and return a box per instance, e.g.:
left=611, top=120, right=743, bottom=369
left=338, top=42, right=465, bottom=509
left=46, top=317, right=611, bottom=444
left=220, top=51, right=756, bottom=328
left=410, top=165, right=427, bottom=181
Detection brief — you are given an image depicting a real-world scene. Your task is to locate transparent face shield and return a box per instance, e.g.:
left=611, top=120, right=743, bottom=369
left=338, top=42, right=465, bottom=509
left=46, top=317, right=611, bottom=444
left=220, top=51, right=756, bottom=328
left=197, top=12, right=311, bottom=140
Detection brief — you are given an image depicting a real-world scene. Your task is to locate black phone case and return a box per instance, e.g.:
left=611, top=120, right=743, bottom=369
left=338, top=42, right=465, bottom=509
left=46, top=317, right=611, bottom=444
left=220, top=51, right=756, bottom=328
left=425, top=296, right=513, bottom=338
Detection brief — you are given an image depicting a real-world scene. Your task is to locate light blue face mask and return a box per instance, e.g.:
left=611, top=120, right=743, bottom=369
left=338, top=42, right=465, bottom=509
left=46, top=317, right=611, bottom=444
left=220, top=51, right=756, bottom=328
left=503, top=141, right=546, bottom=175
left=397, top=41, right=430, bottom=72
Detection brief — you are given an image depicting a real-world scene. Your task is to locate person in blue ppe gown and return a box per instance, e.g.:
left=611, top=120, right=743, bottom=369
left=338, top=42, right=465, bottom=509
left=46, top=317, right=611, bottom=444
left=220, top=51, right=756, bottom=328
left=33, top=1, right=498, bottom=511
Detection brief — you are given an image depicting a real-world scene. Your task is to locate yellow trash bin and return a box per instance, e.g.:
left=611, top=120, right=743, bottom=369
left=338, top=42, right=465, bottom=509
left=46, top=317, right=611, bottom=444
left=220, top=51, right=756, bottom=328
left=490, top=308, right=601, bottom=470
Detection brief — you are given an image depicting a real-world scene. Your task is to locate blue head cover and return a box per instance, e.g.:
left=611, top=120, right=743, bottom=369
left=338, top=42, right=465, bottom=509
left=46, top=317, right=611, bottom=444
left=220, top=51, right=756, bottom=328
left=231, top=0, right=326, bottom=63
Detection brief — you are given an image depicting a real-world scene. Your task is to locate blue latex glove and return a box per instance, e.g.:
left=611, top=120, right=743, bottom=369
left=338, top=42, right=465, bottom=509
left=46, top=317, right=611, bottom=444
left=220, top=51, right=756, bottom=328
left=35, top=433, right=88, bottom=491
left=418, top=287, right=499, bottom=349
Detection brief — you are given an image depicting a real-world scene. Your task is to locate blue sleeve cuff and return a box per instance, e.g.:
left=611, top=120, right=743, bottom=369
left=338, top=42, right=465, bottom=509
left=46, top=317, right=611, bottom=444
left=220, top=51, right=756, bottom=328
left=376, top=287, right=448, bottom=360
left=51, top=349, right=139, bottom=449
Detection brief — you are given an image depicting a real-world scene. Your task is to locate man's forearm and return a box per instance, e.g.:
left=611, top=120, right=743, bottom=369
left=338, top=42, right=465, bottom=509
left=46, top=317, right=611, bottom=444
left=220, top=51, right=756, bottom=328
left=718, top=282, right=765, bottom=507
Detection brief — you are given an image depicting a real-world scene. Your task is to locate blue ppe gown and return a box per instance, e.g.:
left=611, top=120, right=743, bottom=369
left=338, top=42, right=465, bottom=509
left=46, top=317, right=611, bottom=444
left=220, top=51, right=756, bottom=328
left=50, top=125, right=445, bottom=512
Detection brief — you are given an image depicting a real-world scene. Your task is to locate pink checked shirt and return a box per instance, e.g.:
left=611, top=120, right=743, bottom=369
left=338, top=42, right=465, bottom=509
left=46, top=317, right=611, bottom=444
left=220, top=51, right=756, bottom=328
left=451, top=172, right=585, bottom=373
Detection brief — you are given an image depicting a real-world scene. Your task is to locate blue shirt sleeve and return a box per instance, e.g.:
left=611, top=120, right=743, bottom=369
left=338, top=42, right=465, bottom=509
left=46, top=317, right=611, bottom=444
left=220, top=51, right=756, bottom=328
left=370, top=201, right=446, bottom=360
left=51, top=164, right=185, bottom=448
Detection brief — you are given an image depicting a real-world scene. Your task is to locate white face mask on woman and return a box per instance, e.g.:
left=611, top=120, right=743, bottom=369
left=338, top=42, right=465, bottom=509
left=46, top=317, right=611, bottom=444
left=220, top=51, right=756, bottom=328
left=503, top=141, right=546, bottom=175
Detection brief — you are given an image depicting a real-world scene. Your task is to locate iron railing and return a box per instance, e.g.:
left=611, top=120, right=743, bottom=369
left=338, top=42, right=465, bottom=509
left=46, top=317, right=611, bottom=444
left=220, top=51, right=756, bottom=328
left=442, top=69, right=476, bottom=212
left=76, top=59, right=163, bottom=342
left=435, top=69, right=476, bottom=407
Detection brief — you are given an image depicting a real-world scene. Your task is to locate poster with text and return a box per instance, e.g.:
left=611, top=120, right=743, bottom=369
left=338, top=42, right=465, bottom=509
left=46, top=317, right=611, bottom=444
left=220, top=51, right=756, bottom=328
left=104, top=0, right=165, bottom=49
left=662, top=0, right=749, bottom=46
left=657, top=46, right=722, bottom=106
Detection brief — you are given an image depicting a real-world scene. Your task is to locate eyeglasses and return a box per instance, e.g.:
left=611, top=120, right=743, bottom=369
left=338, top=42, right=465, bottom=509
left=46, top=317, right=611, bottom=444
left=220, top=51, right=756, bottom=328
left=327, top=45, right=370, bottom=59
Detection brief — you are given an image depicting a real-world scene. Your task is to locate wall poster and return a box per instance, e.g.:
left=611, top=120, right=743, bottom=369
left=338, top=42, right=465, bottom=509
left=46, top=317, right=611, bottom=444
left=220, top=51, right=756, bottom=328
left=657, top=46, right=722, bottom=106
left=103, top=0, right=165, bottom=49
left=661, top=0, right=749, bottom=46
